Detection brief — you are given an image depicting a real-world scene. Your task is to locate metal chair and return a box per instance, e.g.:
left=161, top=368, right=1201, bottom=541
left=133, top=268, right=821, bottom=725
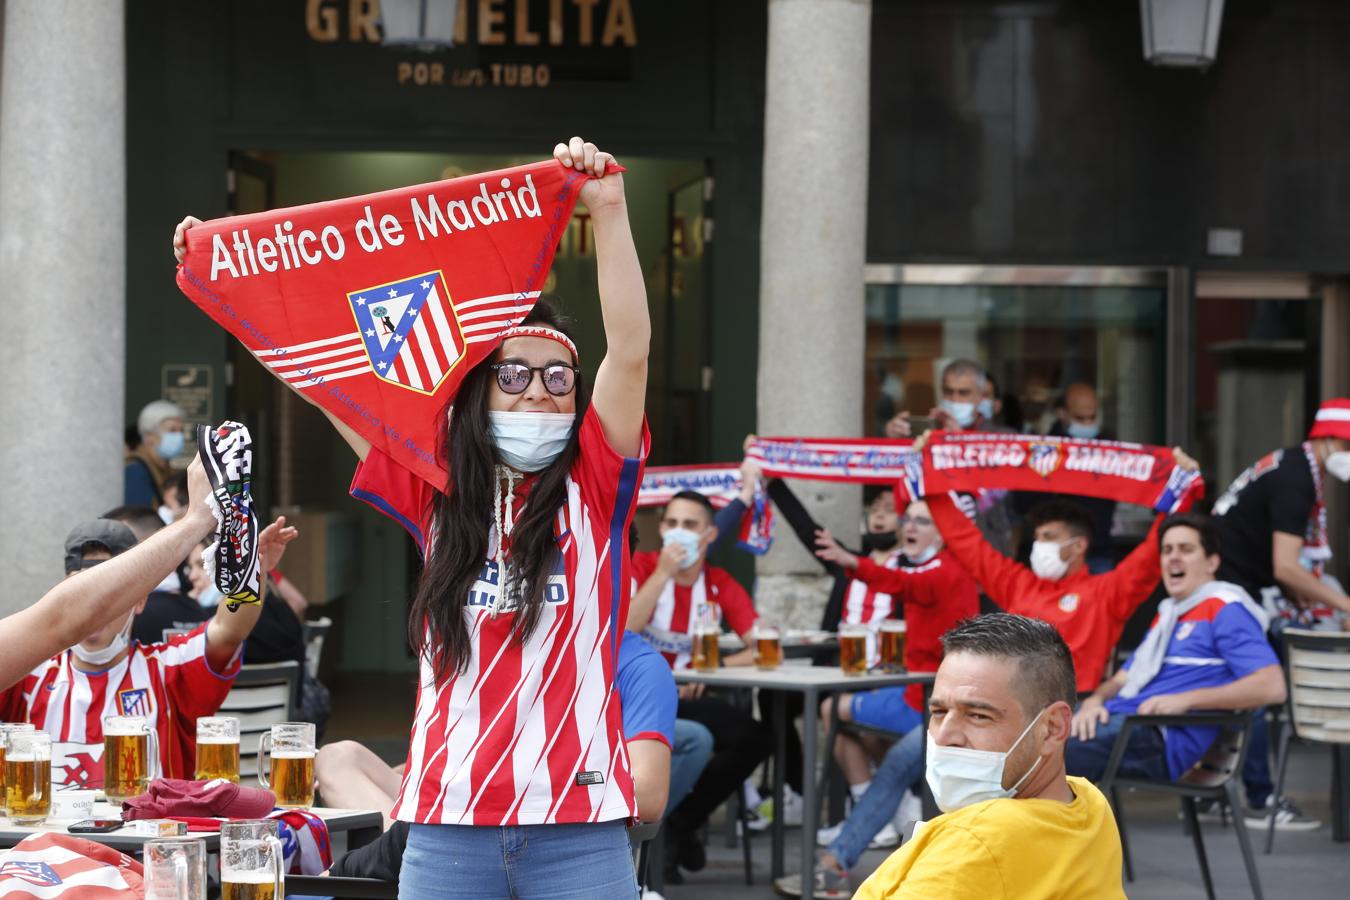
left=1099, top=711, right=1262, bottom=900
left=1267, top=628, right=1350, bottom=852
left=303, top=615, right=333, bottom=679
left=629, top=820, right=662, bottom=891
left=217, top=660, right=301, bottom=781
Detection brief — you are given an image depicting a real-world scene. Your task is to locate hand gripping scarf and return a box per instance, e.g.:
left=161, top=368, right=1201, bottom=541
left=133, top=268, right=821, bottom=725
left=638, top=464, right=774, bottom=554
left=176, top=160, right=604, bottom=485
left=896, top=431, right=1205, bottom=513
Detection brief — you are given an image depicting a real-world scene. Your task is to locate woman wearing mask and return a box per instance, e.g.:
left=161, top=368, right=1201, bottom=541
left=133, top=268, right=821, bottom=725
left=124, top=400, right=186, bottom=506
left=173, top=138, right=649, bottom=898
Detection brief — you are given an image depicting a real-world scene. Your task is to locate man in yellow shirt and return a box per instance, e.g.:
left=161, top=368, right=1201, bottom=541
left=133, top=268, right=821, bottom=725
left=856, top=613, right=1126, bottom=899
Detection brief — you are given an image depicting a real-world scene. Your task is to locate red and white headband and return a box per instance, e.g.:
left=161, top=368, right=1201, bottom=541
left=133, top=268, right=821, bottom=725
left=499, top=325, right=579, bottom=364
left=1310, top=398, right=1350, bottom=441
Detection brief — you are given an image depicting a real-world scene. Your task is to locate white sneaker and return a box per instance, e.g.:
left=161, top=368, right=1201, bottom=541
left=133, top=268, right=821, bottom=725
left=868, top=822, right=900, bottom=850
left=893, top=789, right=922, bottom=833
left=816, top=821, right=844, bottom=847
left=781, top=786, right=804, bottom=826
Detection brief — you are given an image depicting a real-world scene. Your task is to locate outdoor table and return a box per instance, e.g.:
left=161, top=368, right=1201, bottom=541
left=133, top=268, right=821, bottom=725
left=674, top=664, right=934, bottom=888
left=0, top=804, right=383, bottom=854
left=718, top=631, right=839, bottom=661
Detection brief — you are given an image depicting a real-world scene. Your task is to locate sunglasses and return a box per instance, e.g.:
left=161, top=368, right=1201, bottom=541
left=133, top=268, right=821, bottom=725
left=490, top=362, right=578, bottom=396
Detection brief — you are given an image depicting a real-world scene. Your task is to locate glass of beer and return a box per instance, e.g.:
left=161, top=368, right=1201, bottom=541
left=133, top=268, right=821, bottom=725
left=5, top=730, right=52, bottom=825
left=258, top=722, right=316, bottom=809
left=221, top=820, right=284, bottom=900
left=879, top=619, right=908, bottom=672
left=144, top=837, right=208, bottom=900
left=104, top=715, right=159, bottom=803
left=0, top=722, right=35, bottom=815
left=689, top=602, right=721, bottom=672
left=753, top=622, right=782, bottom=670
left=196, top=716, right=241, bottom=783
left=838, top=623, right=869, bottom=677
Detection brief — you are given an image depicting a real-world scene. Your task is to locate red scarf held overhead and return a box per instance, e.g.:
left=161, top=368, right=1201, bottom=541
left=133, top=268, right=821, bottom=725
left=176, top=160, right=606, bottom=485
left=897, top=431, right=1204, bottom=512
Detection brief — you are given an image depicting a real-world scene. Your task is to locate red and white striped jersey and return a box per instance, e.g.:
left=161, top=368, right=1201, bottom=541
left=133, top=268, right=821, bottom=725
left=0, top=624, right=241, bottom=788
left=841, top=550, right=904, bottom=663
left=350, top=408, right=648, bottom=827
left=630, top=554, right=757, bottom=670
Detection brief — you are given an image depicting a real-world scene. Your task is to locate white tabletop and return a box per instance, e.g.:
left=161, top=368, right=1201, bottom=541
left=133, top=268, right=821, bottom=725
left=672, top=664, right=933, bottom=693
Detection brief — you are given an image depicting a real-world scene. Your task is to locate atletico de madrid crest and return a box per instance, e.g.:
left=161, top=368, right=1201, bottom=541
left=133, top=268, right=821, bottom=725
left=1028, top=443, right=1063, bottom=479
left=349, top=271, right=466, bottom=395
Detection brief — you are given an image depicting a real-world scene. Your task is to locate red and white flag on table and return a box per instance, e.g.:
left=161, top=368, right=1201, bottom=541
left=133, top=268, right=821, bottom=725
left=897, top=431, right=1204, bottom=512
left=0, top=833, right=144, bottom=898
left=745, top=437, right=915, bottom=484
left=176, top=160, right=603, bottom=486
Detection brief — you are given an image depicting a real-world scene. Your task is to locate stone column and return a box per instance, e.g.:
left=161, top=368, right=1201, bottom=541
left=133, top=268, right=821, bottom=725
left=756, top=0, right=871, bottom=628
left=0, top=0, right=125, bottom=614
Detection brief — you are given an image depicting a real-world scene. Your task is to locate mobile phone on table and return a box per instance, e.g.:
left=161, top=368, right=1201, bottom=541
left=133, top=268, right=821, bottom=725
left=68, top=818, right=124, bottom=834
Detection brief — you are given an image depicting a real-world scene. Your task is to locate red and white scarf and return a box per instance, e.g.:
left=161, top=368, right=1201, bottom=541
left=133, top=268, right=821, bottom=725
left=745, top=436, right=915, bottom=484
left=638, top=464, right=774, bottom=554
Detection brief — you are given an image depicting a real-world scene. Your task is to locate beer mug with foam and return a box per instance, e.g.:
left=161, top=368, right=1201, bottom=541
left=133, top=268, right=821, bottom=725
left=221, top=820, right=284, bottom=900
left=753, top=621, right=782, bottom=670
left=838, top=623, right=869, bottom=676
left=5, top=730, right=52, bottom=825
left=879, top=619, right=908, bottom=672
left=196, top=716, right=241, bottom=783
left=103, top=715, right=159, bottom=803
left=690, top=603, right=721, bottom=673
left=258, top=722, right=315, bottom=809
left=0, top=722, right=36, bottom=815
left=144, top=837, right=208, bottom=900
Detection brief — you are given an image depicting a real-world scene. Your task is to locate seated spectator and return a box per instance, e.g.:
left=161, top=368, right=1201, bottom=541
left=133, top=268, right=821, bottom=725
left=812, top=498, right=980, bottom=846
left=851, top=614, right=1124, bottom=899
left=102, top=505, right=212, bottom=646
left=323, top=629, right=691, bottom=881
left=124, top=400, right=186, bottom=507
left=0, top=513, right=294, bottom=786
left=0, top=459, right=216, bottom=691
left=1066, top=514, right=1287, bottom=800
left=628, top=490, right=771, bottom=882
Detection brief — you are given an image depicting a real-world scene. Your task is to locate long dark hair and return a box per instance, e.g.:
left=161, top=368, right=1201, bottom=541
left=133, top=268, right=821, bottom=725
left=409, top=299, right=589, bottom=682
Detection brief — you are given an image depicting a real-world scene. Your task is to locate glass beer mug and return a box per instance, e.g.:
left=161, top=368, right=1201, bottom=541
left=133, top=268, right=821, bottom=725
left=0, top=722, right=36, bottom=816
left=258, top=722, right=316, bottom=809
left=838, top=623, right=869, bottom=676
left=144, top=837, right=208, bottom=900
left=221, top=820, right=285, bottom=900
left=103, top=715, right=159, bottom=803
left=753, top=621, right=782, bottom=670
left=5, top=730, right=52, bottom=825
left=690, top=603, right=721, bottom=673
left=196, top=716, right=241, bottom=783
left=879, top=619, right=908, bottom=672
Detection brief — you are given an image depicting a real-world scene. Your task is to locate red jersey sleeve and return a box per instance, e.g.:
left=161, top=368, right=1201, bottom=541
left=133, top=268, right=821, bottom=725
left=1101, top=514, right=1165, bottom=624
left=708, top=568, right=757, bottom=638
left=850, top=555, right=969, bottom=608
left=0, top=680, right=29, bottom=722
left=928, top=492, right=1038, bottom=607
left=349, top=446, right=440, bottom=553
left=571, top=406, right=651, bottom=525
left=160, top=624, right=243, bottom=723
left=631, top=551, right=659, bottom=586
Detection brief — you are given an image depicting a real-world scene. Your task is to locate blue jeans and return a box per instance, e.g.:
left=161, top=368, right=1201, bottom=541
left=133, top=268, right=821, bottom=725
left=827, top=726, right=925, bottom=870
left=666, top=718, right=714, bottom=818
left=399, top=821, right=636, bottom=899
left=1064, top=712, right=1169, bottom=782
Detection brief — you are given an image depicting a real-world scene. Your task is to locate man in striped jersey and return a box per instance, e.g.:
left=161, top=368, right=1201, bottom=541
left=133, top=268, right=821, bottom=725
left=0, top=513, right=294, bottom=788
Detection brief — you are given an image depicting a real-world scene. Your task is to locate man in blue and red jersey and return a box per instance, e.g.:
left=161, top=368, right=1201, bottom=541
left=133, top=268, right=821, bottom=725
left=1065, top=513, right=1285, bottom=787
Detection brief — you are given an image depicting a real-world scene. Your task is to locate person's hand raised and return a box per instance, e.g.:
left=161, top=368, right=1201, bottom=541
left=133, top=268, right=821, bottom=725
left=172, top=216, right=202, bottom=265
left=814, top=528, right=859, bottom=570
left=554, top=137, right=624, bottom=212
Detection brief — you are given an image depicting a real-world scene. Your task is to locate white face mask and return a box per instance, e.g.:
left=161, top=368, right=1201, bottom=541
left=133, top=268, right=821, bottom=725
left=925, top=708, right=1046, bottom=813
left=487, top=411, right=576, bottom=473
left=1030, top=540, right=1070, bottom=581
left=941, top=399, right=977, bottom=428
left=72, top=613, right=134, bottom=667
left=1326, top=450, right=1350, bottom=484
left=662, top=527, right=705, bottom=570
left=909, top=542, right=941, bottom=565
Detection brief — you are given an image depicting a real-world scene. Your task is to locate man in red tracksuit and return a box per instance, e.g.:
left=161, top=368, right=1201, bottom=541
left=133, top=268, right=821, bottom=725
left=925, top=490, right=1166, bottom=694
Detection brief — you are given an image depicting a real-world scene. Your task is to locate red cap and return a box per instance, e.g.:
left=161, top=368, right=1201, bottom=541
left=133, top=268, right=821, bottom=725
left=1309, top=398, right=1350, bottom=441
left=122, top=778, right=276, bottom=820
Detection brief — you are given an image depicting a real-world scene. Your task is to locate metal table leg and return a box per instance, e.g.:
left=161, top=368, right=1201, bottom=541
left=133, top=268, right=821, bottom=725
left=771, top=689, right=786, bottom=877
left=802, top=686, right=818, bottom=892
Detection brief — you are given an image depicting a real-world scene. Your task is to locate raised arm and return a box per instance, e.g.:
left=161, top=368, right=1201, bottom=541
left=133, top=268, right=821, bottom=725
left=172, top=217, right=372, bottom=461
left=0, top=459, right=218, bottom=689
left=927, top=492, right=1038, bottom=606
left=766, top=478, right=838, bottom=577
left=555, top=138, right=649, bottom=456
left=707, top=458, right=762, bottom=553
left=204, top=516, right=298, bottom=671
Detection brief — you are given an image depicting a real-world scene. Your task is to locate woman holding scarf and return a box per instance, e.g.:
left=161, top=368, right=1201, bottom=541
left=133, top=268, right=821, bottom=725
left=174, top=137, right=649, bottom=898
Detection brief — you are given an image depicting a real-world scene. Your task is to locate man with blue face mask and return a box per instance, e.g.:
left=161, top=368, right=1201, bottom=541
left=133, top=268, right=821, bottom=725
left=124, top=400, right=187, bottom=507
left=1040, top=382, right=1117, bottom=572
left=853, top=614, right=1125, bottom=899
